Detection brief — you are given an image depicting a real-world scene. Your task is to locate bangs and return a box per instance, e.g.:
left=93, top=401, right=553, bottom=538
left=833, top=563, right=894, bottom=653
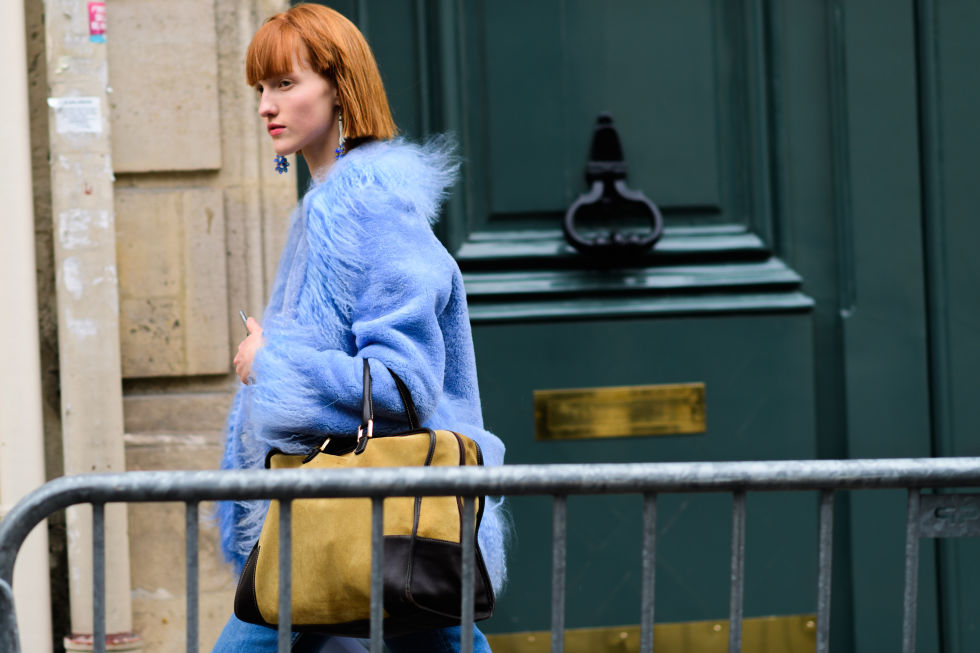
left=246, top=20, right=306, bottom=86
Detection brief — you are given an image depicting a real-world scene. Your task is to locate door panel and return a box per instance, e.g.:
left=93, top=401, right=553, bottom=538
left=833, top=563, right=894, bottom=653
left=919, top=2, right=980, bottom=651
left=472, top=312, right=817, bottom=631
left=455, top=0, right=774, bottom=250
left=483, top=2, right=721, bottom=215
left=828, top=2, right=938, bottom=650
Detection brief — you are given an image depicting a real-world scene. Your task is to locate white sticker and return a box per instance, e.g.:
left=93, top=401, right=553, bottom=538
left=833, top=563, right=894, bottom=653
left=62, top=257, right=84, bottom=299
left=58, top=209, right=110, bottom=250
left=47, top=97, right=102, bottom=134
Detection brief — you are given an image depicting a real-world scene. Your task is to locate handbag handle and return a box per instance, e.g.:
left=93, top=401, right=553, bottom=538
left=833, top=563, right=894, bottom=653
left=359, top=358, right=421, bottom=430
left=356, top=358, right=422, bottom=454
left=305, top=358, right=424, bottom=461
left=381, top=362, right=422, bottom=431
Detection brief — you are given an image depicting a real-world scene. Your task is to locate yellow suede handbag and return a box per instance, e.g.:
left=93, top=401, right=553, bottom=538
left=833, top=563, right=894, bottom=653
left=233, top=359, right=495, bottom=636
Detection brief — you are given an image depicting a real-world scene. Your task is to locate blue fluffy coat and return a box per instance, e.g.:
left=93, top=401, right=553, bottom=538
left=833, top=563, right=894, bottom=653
left=218, top=138, right=508, bottom=591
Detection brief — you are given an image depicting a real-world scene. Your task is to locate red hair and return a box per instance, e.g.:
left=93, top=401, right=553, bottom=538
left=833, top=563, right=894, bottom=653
left=246, top=3, right=396, bottom=141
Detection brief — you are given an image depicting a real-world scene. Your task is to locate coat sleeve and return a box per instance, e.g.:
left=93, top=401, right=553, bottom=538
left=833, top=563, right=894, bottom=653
left=247, top=203, right=453, bottom=447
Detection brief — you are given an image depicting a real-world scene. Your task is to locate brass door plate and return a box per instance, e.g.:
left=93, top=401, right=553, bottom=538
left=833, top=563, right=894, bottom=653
left=534, top=383, right=706, bottom=440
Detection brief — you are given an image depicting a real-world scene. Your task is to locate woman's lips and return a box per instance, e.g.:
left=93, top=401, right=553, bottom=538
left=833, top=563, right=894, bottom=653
left=268, top=124, right=285, bottom=136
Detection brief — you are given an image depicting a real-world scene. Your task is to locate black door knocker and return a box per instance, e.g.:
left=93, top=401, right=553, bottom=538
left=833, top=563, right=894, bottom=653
left=563, top=113, right=663, bottom=258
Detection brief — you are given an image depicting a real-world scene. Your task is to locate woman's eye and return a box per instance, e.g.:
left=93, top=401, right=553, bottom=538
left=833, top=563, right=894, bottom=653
left=279, top=79, right=293, bottom=89
left=255, top=85, right=263, bottom=94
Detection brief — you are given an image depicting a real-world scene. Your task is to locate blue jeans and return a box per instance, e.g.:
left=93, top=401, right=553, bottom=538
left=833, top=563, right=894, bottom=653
left=212, top=614, right=492, bottom=653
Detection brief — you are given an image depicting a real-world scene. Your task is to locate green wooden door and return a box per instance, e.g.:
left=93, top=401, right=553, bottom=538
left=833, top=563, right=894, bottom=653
left=306, top=1, right=979, bottom=650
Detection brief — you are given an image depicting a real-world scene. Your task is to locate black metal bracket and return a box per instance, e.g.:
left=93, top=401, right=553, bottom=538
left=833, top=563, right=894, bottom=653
left=563, top=113, right=663, bottom=258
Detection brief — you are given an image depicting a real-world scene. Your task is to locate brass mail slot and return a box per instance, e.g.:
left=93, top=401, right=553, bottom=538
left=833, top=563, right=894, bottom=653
left=534, top=383, right=706, bottom=440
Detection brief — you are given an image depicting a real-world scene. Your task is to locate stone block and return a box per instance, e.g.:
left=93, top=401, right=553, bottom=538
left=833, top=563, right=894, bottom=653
left=124, top=391, right=234, bottom=434
left=116, top=187, right=230, bottom=377
left=107, top=0, right=222, bottom=172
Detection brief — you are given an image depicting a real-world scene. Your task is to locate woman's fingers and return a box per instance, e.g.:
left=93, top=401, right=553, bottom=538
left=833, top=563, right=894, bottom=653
left=233, top=339, right=249, bottom=383
left=233, top=327, right=262, bottom=384
left=236, top=360, right=250, bottom=384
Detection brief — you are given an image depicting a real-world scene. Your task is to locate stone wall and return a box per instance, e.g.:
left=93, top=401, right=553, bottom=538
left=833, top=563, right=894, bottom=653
left=110, top=0, right=294, bottom=648
left=29, top=0, right=294, bottom=649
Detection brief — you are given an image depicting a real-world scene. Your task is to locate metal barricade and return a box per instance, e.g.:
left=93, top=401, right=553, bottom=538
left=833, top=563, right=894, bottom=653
left=1, top=458, right=980, bottom=653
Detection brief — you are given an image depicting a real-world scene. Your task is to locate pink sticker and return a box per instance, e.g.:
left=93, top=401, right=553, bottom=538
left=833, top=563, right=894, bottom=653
left=88, top=1, right=106, bottom=43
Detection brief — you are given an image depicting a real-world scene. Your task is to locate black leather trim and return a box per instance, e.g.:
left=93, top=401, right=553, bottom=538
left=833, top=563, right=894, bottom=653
left=233, top=544, right=269, bottom=627
left=370, top=428, right=431, bottom=440
left=450, top=432, right=487, bottom=532
left=386, top=368, right=421, bottom=430
left=361, top=358, right=373, bottom=425
left=423, top=430, right=437, bottom=467
left=451, top=432, right=466, bottom=541
left=385, top=535, right=495, bottom=621
left=403, top=430, right=437, bottom=605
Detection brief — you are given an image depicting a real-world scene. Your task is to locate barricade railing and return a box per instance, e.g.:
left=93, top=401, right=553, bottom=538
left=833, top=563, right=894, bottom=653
left=1, top=458, right=980, bottom=653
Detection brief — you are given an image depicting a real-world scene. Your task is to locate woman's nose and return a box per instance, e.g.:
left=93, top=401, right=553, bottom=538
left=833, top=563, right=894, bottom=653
left=258, top=93, right=276, bottom=117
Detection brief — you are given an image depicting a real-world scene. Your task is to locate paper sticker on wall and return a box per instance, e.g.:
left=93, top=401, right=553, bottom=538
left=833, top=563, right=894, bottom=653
left=47, top=97, right=102, bottom=135
left=88, top=2, right=106, bottom=43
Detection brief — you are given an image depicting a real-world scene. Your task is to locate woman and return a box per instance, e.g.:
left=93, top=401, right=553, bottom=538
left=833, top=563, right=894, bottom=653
left=212, top=5, right=505, bottom=652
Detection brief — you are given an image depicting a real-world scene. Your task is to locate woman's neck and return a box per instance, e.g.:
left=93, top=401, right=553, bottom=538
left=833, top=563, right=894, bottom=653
left=302, top=119, right=341, bottom=181
left=303, top=146, right=336, bottom=182
left=306, top=155, right=336, bottom=183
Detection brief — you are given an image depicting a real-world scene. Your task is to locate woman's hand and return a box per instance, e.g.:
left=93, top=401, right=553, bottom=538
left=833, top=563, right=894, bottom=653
left=233, top=317, right=264, bottom=384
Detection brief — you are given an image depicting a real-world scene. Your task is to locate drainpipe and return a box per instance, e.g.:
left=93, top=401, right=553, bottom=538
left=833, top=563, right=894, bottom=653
left=41, top=1, right=141, bottom=650
left=0, top=1, right=54, bottom=652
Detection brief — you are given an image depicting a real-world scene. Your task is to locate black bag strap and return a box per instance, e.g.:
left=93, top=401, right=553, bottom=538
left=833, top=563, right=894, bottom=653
left=387, top=367, right=421, bottom=431
left=359, top=358, right=421, bottom=430
left=354, top=358, right=423, bottom=454
left=361, top=357, right=373, bottom=426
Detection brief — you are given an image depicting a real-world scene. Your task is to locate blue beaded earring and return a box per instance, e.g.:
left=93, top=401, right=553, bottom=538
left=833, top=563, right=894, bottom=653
left=273, top=154, right=289, bottom=174
left=335, top=110, right=346, bottom=159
